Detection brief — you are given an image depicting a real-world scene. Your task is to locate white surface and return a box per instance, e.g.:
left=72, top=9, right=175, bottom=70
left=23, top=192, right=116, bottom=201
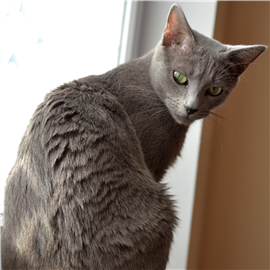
left=166, top=122, right=203, bottom=270
left=118, top=1, right=139, bottom=64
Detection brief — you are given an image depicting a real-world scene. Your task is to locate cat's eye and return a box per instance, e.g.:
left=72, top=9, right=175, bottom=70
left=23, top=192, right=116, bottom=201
left=207, top=86, right=223, bottom=96
left=173, top=71, right=188, bottom=85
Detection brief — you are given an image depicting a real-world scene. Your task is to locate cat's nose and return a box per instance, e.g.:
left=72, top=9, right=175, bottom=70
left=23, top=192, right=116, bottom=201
left=186, top=107, right=198, bottom=115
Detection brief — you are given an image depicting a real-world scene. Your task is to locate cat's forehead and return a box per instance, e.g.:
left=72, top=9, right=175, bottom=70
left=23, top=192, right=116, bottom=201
left=192, top=30, right=227, bottom=53
left=171, top=48, right=220, bottom=78
left=170, top=30, right=228, bottom=78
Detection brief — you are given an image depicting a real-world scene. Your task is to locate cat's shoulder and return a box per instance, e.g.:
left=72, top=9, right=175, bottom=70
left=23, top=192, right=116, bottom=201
left=44, top=80, right=121, bottom=113
left=38, top=79, right=130, bottom=130
left=35, top=79, right=144, bottom=169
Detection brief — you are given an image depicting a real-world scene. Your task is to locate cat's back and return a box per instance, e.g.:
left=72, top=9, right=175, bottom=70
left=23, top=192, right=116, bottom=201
left=2, top=79, right=177, bottom=270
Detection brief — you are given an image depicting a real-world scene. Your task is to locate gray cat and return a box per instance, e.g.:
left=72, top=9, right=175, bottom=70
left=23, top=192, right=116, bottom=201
left=1, top=3, right=266, bottom=270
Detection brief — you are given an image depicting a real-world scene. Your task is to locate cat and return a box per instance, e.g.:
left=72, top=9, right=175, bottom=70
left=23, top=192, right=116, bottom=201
left=1, top=3, right=266, bottom=270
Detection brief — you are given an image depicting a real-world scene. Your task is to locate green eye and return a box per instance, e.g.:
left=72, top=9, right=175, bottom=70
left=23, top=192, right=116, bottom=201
left=207, top=86, right=223, bottom=96
left=173, top=71, right=188, bottom=85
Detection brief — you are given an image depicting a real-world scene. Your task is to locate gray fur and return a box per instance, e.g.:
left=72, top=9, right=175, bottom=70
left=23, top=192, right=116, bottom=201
left=1, top=3, right=266, bottom=270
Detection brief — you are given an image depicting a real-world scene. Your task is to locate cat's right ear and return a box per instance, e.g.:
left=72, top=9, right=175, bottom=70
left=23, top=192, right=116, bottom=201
left=162, top=4, right=193, bottom=49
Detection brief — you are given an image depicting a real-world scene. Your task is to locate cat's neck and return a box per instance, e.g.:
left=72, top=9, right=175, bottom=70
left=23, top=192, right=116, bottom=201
left=80, top=51, right=189, bottom=181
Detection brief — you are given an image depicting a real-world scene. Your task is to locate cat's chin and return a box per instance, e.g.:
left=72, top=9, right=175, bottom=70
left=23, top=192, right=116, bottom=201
left=175, top=118, right=194, bottom=126
left=169, top=111, right=194, bottom=126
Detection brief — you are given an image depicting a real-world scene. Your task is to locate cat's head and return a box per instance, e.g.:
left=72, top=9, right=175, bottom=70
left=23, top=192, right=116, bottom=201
left=150, top=3, right=267, bottom=126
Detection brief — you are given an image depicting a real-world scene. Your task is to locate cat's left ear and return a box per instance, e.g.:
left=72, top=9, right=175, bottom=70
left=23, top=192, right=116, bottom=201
left=225, top=45, right=267, bottom=75
left=162, top=4, right=194, bottom=49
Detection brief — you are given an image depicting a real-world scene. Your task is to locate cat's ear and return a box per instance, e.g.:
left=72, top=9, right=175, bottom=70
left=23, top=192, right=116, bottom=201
left=225, top=45, right=267, bottom=75
left=162, top=4, right=193, bottom=49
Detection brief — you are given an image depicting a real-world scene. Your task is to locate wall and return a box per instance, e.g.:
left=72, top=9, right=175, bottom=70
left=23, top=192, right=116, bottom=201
left=188, top=2, right=269, bottom=269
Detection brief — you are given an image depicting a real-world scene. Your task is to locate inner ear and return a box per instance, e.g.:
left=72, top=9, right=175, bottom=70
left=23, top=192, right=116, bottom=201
left=162, top=4, right=193, bottom=48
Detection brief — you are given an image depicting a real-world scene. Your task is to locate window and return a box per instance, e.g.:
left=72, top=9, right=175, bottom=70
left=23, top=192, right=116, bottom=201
left=0, top=1, right=125, bottom=213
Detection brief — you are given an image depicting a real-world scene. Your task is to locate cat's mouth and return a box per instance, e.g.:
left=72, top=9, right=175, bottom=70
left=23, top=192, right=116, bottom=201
left=165, top=98, right=209, bottom=125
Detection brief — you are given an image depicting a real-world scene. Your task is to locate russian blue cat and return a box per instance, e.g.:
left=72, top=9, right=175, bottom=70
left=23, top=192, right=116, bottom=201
left=1, top=3, right=266, bottom=269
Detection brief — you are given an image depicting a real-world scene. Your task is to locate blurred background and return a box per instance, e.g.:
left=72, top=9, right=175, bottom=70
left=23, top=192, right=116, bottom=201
left=0, top=1, right=269, bottom=269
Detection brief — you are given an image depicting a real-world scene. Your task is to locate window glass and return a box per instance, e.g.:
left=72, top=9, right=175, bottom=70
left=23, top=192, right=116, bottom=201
left=0, top=1, right=124, bottom=213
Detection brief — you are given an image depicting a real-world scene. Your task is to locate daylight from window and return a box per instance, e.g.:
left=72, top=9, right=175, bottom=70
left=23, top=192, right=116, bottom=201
left=0, top=1, right=124, bottom=213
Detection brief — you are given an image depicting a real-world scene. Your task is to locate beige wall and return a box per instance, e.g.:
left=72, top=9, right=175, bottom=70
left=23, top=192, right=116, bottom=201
left=188, top=1, right=269, bottom=269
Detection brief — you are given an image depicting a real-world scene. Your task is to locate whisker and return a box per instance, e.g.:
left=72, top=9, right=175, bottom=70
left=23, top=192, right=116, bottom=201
left=203, top=117, right=224, bottom=155
left=207, top=115, right=233, bottom=151
left=209, top=111, right=233, bottom=126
